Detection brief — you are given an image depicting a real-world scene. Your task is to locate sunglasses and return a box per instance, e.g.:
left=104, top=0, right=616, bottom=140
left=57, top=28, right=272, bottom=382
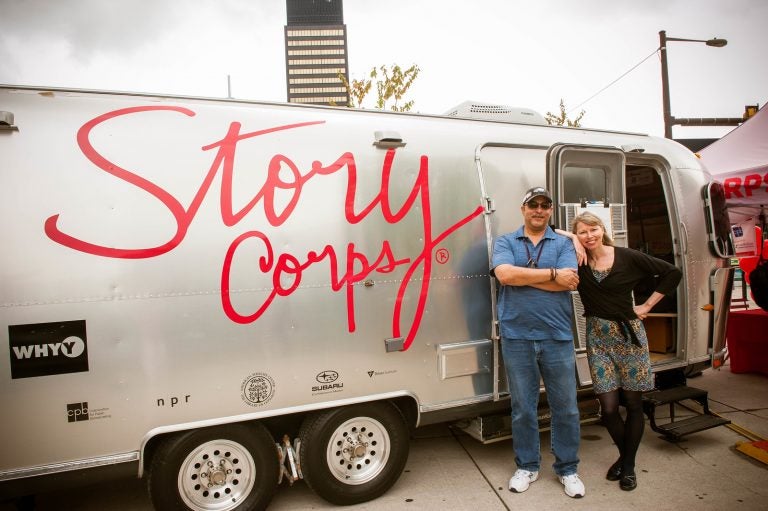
left=525, top=200, right=553, bottom=210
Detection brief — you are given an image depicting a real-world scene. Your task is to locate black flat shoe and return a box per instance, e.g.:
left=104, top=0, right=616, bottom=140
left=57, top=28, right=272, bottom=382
left=606, top=460, right=623, bottom=481
left=620, top=472, right=637, bottom=491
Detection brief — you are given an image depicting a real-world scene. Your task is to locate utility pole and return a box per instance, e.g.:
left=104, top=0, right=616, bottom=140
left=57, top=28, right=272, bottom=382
left=658, top=30, right=741, bottom=139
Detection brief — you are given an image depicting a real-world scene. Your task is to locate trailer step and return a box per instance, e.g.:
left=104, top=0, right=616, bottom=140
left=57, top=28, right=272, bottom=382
left=643, top=386, right=708, bottom=406
left=642, top=385, right=730, bottom=441
left=654, top=414, right=731, bottom=440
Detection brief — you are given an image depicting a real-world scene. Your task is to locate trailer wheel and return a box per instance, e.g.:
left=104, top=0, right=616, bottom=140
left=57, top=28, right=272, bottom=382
left=298, top=402, right=409, bottom=505
left=147, top=423, right=279, bottom=511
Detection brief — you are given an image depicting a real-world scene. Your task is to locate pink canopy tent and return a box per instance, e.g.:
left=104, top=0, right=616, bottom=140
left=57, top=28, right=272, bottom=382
left=700, top=104, right=768, bottom=291
left=699, top=103, right=768, bottom=221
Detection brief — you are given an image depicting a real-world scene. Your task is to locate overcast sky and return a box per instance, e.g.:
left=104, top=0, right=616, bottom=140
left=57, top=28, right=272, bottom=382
left=1, top=0, right=765, bottom=138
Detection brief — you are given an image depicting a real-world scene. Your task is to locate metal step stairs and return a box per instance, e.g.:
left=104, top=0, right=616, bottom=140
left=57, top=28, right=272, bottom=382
left=642, top=386, right=730, bottom=441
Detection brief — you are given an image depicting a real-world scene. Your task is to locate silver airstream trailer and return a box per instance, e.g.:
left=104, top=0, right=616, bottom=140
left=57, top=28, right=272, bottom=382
left=0, top=87, right=733, bottom=510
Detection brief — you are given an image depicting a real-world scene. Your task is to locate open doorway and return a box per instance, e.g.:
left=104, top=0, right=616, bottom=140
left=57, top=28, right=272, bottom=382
left=626, top=165, right=678, bottom=362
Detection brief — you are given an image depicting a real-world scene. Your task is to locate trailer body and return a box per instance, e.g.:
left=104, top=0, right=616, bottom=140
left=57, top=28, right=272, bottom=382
left=0, top=87, right=733, bottom=508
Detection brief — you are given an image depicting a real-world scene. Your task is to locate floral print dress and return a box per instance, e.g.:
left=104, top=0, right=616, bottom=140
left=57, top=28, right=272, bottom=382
left=585, top=267, right=654, bottom=394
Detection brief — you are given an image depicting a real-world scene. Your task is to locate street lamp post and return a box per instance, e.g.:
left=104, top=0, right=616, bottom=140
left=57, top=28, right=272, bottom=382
left=659, top=30, right=731, bottom=139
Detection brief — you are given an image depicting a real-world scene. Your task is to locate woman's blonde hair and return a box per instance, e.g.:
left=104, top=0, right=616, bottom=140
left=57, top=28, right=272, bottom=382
left=571, top=211, right=614, bottom=247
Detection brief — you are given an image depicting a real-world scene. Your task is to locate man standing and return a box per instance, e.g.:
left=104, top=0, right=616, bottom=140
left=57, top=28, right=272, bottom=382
left=491, top=186, right=585, bottom=498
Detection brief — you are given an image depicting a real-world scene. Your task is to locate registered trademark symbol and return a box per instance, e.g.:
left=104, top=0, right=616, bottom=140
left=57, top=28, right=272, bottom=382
left=436, top=248, right=449, bottom=264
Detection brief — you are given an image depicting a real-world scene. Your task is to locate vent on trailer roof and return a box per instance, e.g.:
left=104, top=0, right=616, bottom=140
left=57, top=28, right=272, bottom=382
left=444, top=100, right=547, bottom=125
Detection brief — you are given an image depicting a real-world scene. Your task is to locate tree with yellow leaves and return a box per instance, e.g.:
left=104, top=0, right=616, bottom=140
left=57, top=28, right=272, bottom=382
left=341, top=64, right=421, bottom=112
left=545, top=99, right=585, bottom=127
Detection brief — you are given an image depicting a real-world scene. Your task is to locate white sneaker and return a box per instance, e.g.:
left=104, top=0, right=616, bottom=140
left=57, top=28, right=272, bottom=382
left=559, top=473, right=585, bottom=498
left=508, top=469, right=539, bottom=493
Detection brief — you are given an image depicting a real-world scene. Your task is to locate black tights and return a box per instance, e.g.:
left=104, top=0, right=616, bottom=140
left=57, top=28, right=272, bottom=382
left=598, top=389, right=644, bottom=473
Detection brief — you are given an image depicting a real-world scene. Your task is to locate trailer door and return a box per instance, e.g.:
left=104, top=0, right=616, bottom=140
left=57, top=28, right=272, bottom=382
left=478, top=143, right=551, bottom=399
left=547, top=145, right=628, bottom=384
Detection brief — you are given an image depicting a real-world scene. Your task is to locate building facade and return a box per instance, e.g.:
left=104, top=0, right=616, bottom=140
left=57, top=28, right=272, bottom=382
left=285, top=0, right=350, bottom=106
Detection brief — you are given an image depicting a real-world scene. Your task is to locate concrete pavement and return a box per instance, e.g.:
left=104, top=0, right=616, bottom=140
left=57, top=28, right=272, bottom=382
left=5, top=359, right=766, bottom=510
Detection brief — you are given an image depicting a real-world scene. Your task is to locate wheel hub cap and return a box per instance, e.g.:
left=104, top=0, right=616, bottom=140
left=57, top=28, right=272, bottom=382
left=326, top=417, right=391, bottom=485
left=178, top=439, right=256, bottom=511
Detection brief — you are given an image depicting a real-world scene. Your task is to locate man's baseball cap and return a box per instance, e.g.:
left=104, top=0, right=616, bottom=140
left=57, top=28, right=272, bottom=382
left=521, top=187, right=552, bottom=205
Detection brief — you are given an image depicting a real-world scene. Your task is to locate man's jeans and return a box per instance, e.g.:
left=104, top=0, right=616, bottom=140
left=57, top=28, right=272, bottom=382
left=502, top=338, right=580, bottom=476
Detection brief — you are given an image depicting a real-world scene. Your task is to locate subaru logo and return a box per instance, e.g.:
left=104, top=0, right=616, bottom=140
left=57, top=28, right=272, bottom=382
left=316, top=370, right=339, bottom=383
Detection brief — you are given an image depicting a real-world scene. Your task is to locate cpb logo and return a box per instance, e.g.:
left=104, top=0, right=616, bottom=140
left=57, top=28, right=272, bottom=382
left=67, top=402, right=89, bottom=422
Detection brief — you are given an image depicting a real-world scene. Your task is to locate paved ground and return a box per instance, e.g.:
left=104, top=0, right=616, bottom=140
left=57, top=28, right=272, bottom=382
left=2, top=358, right=766, bottom=511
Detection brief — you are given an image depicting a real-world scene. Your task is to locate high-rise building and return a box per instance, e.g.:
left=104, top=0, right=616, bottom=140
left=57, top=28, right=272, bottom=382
left=285, top=0, right=349, bottom=106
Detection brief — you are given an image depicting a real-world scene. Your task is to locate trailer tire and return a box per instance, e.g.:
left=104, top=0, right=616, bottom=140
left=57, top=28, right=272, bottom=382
left=298, top=402, right=409, bottom=505
left=147, top=423, right=279, bottom=511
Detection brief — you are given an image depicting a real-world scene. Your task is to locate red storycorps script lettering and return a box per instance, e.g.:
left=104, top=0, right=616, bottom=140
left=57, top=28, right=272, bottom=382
left=722, top=170, right=768, bottom=200
left=44, top=106, right=484, bottom=350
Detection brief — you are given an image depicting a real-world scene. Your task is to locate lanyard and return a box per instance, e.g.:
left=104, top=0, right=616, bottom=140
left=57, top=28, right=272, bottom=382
left=524, top=238, right=546, bottom=268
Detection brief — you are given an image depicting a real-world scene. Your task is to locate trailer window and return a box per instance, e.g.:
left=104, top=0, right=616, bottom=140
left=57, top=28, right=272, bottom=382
left=550, top=146, right=627, bottom=246
left=704, top=181, right=734, bottom=258
left=561, top=165, right=621, bottom=204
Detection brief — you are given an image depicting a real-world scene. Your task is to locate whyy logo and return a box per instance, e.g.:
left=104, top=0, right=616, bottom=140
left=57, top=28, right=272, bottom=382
left=8, top=320, right=89, bottom=379
left=12, top=336, right=86, bottom=360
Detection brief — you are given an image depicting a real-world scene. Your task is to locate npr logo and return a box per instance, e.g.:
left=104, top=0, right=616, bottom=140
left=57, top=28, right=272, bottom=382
left=67, top=402, right=89, bottom=422
left=8, top=320, right=89, bottom=379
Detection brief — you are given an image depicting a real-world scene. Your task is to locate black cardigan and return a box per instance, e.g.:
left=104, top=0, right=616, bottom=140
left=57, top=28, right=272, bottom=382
left=577, top=247, right=682, bottom=323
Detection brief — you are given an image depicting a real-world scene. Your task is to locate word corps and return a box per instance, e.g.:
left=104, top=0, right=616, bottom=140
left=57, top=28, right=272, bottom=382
left=44, top=106, right=484, bottom=350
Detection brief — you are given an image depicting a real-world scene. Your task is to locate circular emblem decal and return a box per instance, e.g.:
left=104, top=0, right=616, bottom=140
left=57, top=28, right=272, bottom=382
left=240, top=373, right=276, bottom=407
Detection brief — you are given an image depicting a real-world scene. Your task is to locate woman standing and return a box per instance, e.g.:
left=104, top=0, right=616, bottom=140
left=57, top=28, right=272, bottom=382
left=570, top=211, right=681, bottom=491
